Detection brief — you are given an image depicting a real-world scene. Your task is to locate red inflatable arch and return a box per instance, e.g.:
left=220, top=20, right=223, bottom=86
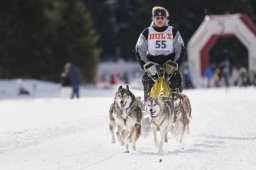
left=187, top=14, right=256, bottom=87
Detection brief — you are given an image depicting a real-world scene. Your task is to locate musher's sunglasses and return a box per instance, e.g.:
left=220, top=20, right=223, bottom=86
left=155, top=16, right=166, bottom=20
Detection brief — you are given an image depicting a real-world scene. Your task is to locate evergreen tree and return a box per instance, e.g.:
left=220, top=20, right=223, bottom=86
left=0, top=0, right=100, bottom=83
left=50, top=0, right=101, bottom=83
left=0, top=0, right=53, bottom=79
left=85, top=0, right=117, bottom=60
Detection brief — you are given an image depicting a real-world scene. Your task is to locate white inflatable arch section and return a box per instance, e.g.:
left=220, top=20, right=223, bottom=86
left=187, top=14, right=256, bottom=87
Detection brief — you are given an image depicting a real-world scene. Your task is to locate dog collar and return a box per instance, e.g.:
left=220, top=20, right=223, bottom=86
left=122, top=107, right=132, bottom=120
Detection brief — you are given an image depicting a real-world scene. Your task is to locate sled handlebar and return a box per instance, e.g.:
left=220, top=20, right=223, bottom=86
left=143, top=60, right=178, bottom=81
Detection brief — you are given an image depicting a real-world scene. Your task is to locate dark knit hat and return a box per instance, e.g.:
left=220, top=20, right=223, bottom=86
left=153, top=9, right=167, bottom=17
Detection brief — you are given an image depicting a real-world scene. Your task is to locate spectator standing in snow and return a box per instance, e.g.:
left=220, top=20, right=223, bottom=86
left=204, top=66, right=214, bottom=88
left=60, top=63, right=72, bottom=98
left=213, top=68, right=220, bottom=87
left=231, top=67, right=240, bottom=86
left=68, top=63, right=81, bottom=99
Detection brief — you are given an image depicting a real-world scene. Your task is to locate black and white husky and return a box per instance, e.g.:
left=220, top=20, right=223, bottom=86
left=170, top=94, right=192, bottom=148
left=146, top=94, right=192, bottom=152
left=146, top=97, right=173, bottom=153
left=109, top=85, right=142, bottom=153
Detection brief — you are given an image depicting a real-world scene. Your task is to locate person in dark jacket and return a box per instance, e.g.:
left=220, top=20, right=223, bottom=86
left=60, top=63, right=72, bottom=98
left=135, top=6, right=185, bottom=101
left=68, top=63, right=81, bottom=99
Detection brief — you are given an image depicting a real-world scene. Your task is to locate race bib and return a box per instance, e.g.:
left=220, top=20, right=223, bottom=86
left=148, top=26, right=174, bottom=56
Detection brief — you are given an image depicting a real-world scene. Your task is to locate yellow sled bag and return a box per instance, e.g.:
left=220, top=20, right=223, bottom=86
left=149, top=76, right=170, bottom=98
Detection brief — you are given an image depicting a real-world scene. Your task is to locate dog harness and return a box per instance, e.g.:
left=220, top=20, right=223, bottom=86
left=122, top=107, right=131, bottom=125
left=151, top=119, right=161, bottom=127
left=122, top=107, right=141, bottom=126
left=150, top=116, right=165, bottom=128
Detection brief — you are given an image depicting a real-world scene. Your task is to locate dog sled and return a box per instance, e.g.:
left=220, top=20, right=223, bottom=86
left=108, top=61, right=192, bottom=153
left=139, top=60, right=191, bottom=129
left=131, top=61, right=192, bottom=152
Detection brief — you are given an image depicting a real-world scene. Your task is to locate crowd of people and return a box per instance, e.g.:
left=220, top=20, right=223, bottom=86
left=203, top=65, right=256, bottom=88
left=96, top=62, right=256, bottom=91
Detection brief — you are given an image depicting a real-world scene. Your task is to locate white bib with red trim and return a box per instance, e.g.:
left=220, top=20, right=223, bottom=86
left=148, top=26, right=174, bottom=56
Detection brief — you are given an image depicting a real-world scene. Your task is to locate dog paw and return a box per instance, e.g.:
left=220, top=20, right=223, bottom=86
left=180, top=143, right=185, bottom=150
left=111, top=140, right=115, bottom=143
left=124, top=150, right=129, bottom=153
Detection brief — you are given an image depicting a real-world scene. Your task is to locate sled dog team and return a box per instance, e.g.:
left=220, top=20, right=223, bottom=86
left=109, top=85, right=192, bottom=153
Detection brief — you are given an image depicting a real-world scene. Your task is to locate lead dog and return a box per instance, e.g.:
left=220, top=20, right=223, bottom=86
left=109, top=85, right=142, bottom=153
left=146, top=94, right=192, bottom=152
left=146, top=97, right=173, bottom=153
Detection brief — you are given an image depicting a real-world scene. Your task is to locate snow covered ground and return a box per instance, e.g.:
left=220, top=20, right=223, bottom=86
left=0, top=79, right=256, bottom=170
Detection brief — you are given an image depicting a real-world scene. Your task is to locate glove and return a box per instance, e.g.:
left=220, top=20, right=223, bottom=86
left=143, top=62, right=159, bottom=81
left=163, top=60, right=178, bottom=75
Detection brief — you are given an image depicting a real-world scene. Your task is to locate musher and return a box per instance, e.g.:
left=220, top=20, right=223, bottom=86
left=135, top=6, right=185, bottom=101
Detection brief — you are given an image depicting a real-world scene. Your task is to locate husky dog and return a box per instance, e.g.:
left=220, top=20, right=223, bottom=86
left=146, top=97, right=173, bottom=153
left=109, top=85, right=142, bottom=153
left=169, top=93, right=192, bottom=148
